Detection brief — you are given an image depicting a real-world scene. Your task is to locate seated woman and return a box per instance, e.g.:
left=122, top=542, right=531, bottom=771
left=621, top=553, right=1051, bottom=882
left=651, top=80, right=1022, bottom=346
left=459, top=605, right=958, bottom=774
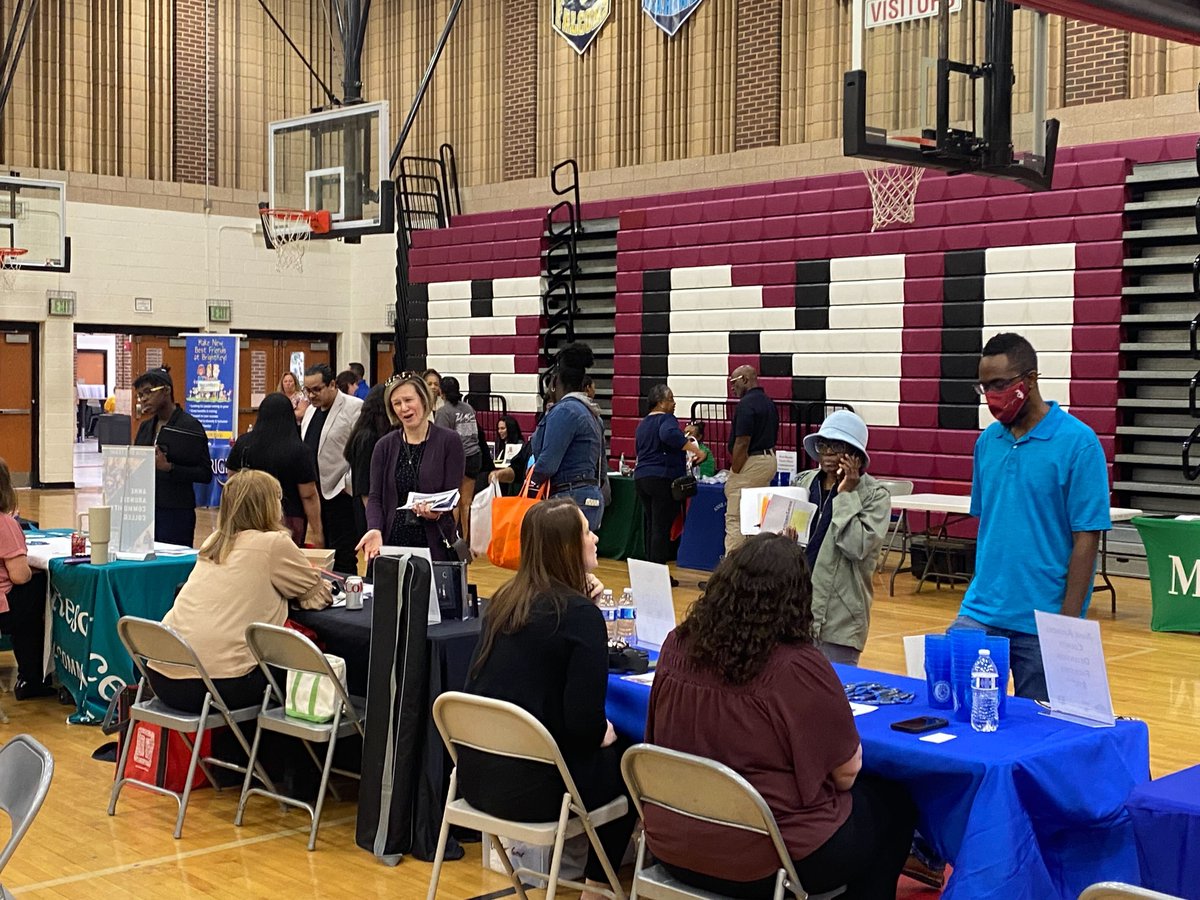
left=147, top=469, right=332, bottom=713
left=646, top=532, right=916, bottom=900
left=796, top=410, right=890, bottom=665
left=458, top=499, right=636, bottom=900
left=0, top=456, right=49, bottom=700
left=684, top=420, right=716, bottom=478
left=489, top=415, right=531, bottom=496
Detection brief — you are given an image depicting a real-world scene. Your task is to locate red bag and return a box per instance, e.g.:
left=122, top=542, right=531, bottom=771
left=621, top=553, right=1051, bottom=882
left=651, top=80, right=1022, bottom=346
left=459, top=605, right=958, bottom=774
left=118, top=721, right=214, bottom=793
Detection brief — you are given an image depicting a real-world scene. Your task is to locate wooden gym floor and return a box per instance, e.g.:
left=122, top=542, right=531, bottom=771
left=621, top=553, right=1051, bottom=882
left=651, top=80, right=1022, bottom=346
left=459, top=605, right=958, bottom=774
left=1, top=485, right=1196, bottom=898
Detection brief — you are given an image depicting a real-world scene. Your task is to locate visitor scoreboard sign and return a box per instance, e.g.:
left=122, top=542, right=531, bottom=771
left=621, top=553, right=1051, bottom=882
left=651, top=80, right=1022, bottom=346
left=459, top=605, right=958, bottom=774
left=866, top=0, right=962, bottom=28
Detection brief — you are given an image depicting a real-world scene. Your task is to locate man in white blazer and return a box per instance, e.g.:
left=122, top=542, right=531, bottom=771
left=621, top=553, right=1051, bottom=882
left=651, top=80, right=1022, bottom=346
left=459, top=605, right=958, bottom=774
left=301, top=363, right=364, bottom=572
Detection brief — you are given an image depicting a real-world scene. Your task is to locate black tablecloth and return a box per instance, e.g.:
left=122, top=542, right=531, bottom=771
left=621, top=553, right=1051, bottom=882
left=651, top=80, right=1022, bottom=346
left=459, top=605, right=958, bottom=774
left=291, top=599, right=482, bottom=860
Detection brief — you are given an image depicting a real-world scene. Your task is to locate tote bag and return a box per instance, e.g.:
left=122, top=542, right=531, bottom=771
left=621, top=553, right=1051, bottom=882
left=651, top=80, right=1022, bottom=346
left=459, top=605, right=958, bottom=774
left=470, top=481, right=501, bottom=559
left=488, top=469, right=548, bottom=570
left=285, top=654, right=348, bottom=723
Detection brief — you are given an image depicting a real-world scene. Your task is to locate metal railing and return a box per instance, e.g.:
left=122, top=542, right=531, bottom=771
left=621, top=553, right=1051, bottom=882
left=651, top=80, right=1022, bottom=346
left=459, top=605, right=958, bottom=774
left=541, top=159, right=581, bottom=387
left=466, top=392, right=508, bottom=442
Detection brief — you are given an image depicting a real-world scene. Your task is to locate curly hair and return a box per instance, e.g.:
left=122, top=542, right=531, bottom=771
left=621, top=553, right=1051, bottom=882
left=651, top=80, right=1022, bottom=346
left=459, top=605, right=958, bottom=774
left=675, top=532, right=815, bottom=685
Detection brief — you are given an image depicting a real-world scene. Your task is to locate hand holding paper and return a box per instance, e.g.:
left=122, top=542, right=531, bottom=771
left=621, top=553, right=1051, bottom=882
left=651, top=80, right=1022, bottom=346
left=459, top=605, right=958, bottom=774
left=398, top=489, right=459, bottom=513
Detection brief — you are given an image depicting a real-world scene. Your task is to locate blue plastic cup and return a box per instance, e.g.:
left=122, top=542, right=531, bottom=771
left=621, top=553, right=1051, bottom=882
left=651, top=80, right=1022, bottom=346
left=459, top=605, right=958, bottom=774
left=985, top=635, right=1010, bottom=719
left=924, top=634, right=953, bottom=709
left=948, top=626, right=989, bottom=722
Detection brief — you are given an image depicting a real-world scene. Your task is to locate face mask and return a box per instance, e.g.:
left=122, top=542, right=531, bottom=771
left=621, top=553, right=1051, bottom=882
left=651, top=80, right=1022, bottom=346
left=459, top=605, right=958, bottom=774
left=985, top=381, right=1028, bottom=425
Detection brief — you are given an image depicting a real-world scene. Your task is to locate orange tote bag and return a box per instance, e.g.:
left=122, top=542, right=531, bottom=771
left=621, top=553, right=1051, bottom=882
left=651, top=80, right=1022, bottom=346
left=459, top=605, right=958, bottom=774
left=488, top=470, right=548, bottom=570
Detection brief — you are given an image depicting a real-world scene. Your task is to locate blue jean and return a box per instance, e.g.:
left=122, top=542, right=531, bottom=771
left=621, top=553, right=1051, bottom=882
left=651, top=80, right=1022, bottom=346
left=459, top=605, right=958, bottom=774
left=951, top=614, right=1048, bottom=702
left=553, top=484, right=605, bottom=532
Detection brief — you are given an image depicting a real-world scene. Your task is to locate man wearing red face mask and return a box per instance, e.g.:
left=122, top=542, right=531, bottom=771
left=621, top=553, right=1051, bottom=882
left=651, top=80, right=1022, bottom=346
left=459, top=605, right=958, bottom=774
left=951, top=333, right=1111, bottom=701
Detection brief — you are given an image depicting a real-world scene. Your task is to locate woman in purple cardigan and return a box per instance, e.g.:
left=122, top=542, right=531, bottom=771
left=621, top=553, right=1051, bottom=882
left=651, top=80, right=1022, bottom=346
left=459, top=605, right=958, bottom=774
left=356, top=374, right=465, bottom=562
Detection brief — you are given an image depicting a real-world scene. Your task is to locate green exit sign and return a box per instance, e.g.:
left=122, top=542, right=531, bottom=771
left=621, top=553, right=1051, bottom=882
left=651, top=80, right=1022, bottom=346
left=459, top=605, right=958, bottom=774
left=207, top=300, right=232, bottom=323
left=47, top=293, right=75, bottom=316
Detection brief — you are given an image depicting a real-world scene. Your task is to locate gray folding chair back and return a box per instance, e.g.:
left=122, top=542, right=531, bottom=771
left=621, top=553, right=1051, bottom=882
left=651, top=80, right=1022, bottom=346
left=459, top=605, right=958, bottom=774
left=109, top=616, right=274, bottom=839
left=0, top=734, right=54, bottom=873
left=875, top=479, right=915, bottom=583
left=427, top=691, right=627, bottom=900
left=236, top=623, right=365, bottom=850
left=1079, top=885, right=1185, bottom=900
left=620, top=744, right=845, bottom=900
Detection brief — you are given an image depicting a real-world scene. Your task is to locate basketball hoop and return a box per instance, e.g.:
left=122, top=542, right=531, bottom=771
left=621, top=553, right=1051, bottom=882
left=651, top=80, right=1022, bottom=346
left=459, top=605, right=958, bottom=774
left=259, top=207, right=332, bottom=273
left=860, top=161, right=924, bottom=232
left=0, top=248, right=27, bottom=291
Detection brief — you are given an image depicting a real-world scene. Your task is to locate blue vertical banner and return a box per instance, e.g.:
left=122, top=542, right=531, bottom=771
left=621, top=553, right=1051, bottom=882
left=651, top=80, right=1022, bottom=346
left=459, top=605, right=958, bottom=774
left=642, top=0, right=705, bottom=36
left=184, top=334, right=239, bottom=507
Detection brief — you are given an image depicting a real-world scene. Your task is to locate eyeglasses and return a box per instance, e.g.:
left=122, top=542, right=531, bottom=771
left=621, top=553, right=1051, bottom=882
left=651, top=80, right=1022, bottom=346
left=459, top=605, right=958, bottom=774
left=135, top=385, right=167, bottom=401
left=815, top=439, right=851, bottom=456
left=973, top=371, right=1033, bottom=396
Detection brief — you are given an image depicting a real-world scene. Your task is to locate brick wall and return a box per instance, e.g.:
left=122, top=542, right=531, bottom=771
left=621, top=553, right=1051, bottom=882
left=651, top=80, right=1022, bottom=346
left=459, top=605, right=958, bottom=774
left=503, top=0, right=538, bottom=181
left=1064, top=20, right=1130, bottom=106
left=173, top=0, right=217, bottom=184
left=734, top=0, right=782, bottom=151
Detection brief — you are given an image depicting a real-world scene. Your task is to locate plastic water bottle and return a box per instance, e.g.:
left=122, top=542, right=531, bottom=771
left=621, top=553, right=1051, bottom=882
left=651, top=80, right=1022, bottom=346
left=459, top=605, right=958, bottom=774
left=600, top=590, right=617, bottom=641
left=970, top=649, right=999, bottom=733
left=618, top=453, right=630, bottom=476
left=616, top=588, right=637, bottom=642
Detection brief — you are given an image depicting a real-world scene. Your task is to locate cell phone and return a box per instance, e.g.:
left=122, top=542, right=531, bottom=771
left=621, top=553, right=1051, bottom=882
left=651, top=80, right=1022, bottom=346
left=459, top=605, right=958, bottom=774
left=890, top=716, right=949, bottom=734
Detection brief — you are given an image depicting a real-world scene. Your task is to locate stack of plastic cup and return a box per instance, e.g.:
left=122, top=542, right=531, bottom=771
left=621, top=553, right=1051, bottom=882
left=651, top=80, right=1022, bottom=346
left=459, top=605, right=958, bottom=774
left=948, top=626, right=989, bottom=723
left=985, top=635, right=1011, bottom=719
left=924, top=634, right=953, bottom=710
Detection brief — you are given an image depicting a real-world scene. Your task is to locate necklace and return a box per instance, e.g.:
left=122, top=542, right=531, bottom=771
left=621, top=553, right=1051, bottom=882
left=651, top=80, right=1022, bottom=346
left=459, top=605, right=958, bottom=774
left=402, top=425, right=429, bottom=468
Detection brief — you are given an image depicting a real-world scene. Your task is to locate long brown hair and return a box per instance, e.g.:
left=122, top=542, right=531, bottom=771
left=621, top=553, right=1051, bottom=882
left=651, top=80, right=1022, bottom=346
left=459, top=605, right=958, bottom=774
left=676, top=532, right=815, bottom=685
left=0, top=457, right=16, bottom=515
left=472, top=498, right=589, bottom=676
left=199, top=470, right=287, bottom=564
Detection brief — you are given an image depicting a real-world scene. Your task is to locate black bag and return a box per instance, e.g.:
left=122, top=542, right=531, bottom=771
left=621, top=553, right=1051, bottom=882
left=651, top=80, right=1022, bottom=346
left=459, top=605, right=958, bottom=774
left=671, top=474, right=698, bottom=501
left=431, top=561, right=467, bottom=620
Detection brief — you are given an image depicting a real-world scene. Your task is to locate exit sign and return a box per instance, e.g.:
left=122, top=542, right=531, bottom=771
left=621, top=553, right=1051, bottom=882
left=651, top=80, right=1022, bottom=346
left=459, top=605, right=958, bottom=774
left=207, top=299, right=232, bottom=323
left=47, top=292, right=75, bottom=317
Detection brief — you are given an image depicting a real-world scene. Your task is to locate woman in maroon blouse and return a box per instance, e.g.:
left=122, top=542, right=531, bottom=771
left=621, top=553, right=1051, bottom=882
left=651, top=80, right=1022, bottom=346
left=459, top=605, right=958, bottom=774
left=646, top=532, right=916, bottom=899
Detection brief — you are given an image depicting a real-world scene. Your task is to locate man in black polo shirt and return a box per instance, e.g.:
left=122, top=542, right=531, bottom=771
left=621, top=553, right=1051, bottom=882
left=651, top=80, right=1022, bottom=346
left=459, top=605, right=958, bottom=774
left=725, top=365, right=778, bottom=553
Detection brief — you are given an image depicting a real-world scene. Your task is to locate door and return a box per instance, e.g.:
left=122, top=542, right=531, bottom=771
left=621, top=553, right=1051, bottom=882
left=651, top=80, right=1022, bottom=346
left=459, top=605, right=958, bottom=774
left=77, top=350, right=107, bottom=393
left=0, top=330, right=35, bottom=485
left=372, top=338, right=395, bottom=386
left=130, top=335, right=188, bottom=441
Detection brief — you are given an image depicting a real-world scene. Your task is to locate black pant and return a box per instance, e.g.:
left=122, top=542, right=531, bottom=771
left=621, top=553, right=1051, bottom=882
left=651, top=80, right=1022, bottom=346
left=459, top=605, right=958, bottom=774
left=663, top=775, right=917, bottom=900
left=457, top=739, right=638, bottom=883
left=635, top=476, right=680, bottom=566
left=320, top=490, right=362, bottom=574
left=0, top=570, right=48, bottom=683
left=155, top=506, right=196, bottom=547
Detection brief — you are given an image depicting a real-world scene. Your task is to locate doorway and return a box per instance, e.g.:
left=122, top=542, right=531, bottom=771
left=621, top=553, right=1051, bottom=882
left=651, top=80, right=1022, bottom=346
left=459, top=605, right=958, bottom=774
left=0, top=326, right=37, bottom=487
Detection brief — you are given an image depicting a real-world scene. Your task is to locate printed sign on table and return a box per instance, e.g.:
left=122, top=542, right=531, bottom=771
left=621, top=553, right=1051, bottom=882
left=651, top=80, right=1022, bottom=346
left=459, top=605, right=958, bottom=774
left=1034, top=610, right=1116, bottom=727
left=102, top=445, right=155, bottom=558
left=643, top=0, right=705, bottom=36
left=185, top=334, right=239, bottom=508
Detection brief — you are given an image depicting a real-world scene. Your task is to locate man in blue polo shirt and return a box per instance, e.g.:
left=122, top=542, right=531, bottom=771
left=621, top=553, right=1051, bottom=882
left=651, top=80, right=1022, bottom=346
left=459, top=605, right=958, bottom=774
left=953, top=333, right=1111, bottom=701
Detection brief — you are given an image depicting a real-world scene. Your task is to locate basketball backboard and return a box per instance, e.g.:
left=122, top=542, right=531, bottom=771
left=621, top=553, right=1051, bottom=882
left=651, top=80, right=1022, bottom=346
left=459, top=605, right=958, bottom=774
left=843, top=0, right=1058, bottom=190
left=0, top=176, right=70, bottom=271
left=266, top=100, right=395, bottom=244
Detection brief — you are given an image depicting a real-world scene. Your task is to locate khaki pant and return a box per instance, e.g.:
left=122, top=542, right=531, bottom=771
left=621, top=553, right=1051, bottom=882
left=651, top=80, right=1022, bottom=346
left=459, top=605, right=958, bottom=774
left=724, top=452, right=776, bottom=555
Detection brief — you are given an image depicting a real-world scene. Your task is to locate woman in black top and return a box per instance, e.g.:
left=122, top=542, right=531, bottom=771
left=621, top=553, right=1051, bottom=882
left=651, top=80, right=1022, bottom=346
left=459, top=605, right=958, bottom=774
left=343, top=383, right=391, bottom=537
left=227, top=392, right=322, bottom=547
left=460, top=498, right=635, bottom=899
left=488, top=415, right=532, bottom=496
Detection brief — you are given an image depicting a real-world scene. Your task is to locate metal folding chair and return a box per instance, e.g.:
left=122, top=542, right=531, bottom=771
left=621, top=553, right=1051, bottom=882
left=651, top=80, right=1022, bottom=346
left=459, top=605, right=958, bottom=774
left=875, top=479, right=914, bottom=590
left=108, top=616, right=276, bottom=839
left=620, top=743, right=846, bottom=900
left=1078, top=884, right=1185, bottom=900
left=236, top=623, right=365, bottom=851
left=427, top=691, right=628, bottom=900
left=0, top=733, right=54, bottom=898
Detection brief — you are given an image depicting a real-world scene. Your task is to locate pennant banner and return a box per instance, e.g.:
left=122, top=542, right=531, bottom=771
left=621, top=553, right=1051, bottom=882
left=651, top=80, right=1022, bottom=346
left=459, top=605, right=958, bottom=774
left=643, top=0, right=705, bottom=36
left=553, top=0, right=611, bottom=55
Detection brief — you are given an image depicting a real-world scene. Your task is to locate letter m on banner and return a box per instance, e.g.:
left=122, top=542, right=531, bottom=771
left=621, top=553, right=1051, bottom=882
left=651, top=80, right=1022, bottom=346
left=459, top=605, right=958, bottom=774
left=1168, top=554, right=1200, bottom=597
left=643, top=0, right=706, bottom=37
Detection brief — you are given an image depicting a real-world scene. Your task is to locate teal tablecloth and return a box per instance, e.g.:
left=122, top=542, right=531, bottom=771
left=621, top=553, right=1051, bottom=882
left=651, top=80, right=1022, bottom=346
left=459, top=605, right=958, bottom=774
left=596, top=474, right=645, bottom=561
left=48, top=551, right=196, bottom=724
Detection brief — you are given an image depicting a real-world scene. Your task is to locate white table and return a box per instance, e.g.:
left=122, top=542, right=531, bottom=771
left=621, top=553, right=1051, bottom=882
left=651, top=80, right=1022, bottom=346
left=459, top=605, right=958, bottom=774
left=885, top=493, right=1142, bottom=613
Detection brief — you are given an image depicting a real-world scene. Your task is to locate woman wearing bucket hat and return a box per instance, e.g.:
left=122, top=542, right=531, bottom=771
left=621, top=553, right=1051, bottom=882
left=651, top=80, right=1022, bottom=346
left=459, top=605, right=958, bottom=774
left=795, top=410, right=891, bottom=665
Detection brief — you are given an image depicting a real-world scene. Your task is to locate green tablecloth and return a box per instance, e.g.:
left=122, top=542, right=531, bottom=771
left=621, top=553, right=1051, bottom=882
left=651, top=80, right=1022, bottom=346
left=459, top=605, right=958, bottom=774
left=49, top=552, right=197, bottom=723
left=1133, top=515, right=1200, bottom=633
left=596, top=474, right=645, bottom=561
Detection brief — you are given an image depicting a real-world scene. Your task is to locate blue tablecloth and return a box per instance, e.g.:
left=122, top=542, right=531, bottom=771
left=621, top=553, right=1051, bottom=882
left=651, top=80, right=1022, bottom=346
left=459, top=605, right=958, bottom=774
left=607, top=662, right=1149, bottom=900
left=48, top=550, right=196, bottom=724
left=1126, top=765, right=1200, bottom=899
left=676, top=482, right=725, bottom=571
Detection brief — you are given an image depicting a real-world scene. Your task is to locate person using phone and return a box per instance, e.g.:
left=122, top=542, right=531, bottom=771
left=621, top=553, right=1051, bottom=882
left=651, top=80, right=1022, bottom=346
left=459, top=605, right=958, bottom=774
left=795, top=410, right=891, bottom=665
left=133, top=366, right=212, bottom=547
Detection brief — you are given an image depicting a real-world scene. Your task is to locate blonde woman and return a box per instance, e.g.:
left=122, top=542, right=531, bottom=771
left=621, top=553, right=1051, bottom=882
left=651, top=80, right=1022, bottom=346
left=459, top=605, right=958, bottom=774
left=147, top=469, right=332, bottom=713
left=279, top=371, right=309, bottom=425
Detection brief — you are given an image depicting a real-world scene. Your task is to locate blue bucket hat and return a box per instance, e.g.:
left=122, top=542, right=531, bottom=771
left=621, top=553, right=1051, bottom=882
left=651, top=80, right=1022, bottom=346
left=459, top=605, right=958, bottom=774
left=803, top=410, right=870, bottom=469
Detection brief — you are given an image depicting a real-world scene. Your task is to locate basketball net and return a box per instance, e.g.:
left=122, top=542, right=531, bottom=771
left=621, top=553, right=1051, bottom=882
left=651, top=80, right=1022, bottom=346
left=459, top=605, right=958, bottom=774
left=860, top=161, right=924, bottom=232
left=262, top=210, right=314, bottom=273
left=0, top=248, right=27, bottom=291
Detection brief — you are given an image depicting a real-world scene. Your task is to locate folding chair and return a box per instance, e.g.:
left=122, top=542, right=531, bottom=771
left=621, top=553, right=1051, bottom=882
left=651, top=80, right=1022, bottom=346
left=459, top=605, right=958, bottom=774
left=1078, top=885, right=1185, bottom=900
left=427, top=691, right=628, bottom=900
left=108, top=616, right=276, bottom=839
left=620, top=743, right=846, bottom=900
left=0, top=734, right=53, bottom=898
left=875, top=479, right=914, bottom=591
left=235, top=623, right=365, bottom=851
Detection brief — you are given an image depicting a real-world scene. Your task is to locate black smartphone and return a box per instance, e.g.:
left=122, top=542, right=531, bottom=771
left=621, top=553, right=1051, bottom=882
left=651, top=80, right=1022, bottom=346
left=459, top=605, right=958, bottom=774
left=890, top=716, right=949, bottom=734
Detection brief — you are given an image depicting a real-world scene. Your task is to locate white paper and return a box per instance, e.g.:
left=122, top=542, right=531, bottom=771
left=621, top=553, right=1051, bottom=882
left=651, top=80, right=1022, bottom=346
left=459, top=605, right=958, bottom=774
left=621, top=671, right=656, bottom=685
left=1034, top=610, right=1115, bottom=727
left=398, top=489, right=459, bottom=512
left=250, top=392, right=266, bottom=408
left=759, top=494, right=817, bottom=542
left=849, top=702, right=878, bottom=716
left=379, top=546, right=442, bottom=625
left=919, top=732, right=957, bottom=744
left=775, top=450, right=798, bottom=475
left=739, top=486, right=810, bottom=536
left=903, top=635, right=926, bottom=680
left=627, top=558, right=677, bottom=650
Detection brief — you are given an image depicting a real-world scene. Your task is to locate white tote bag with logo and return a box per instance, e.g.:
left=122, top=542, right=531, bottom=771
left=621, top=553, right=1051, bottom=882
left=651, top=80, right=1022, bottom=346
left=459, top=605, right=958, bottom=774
left=471, top=482, right=501, bottom=559
left=285, top=654, right=348, bottom=723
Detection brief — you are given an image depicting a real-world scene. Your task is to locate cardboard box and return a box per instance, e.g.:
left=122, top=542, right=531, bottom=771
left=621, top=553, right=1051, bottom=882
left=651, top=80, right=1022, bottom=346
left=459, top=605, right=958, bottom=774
left=300, top=548, right=335, bottom=570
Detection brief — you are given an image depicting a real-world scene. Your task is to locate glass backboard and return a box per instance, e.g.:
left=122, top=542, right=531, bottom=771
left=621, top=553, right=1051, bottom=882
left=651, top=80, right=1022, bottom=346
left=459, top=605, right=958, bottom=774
left=0, top=177, right=69, bottom=271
